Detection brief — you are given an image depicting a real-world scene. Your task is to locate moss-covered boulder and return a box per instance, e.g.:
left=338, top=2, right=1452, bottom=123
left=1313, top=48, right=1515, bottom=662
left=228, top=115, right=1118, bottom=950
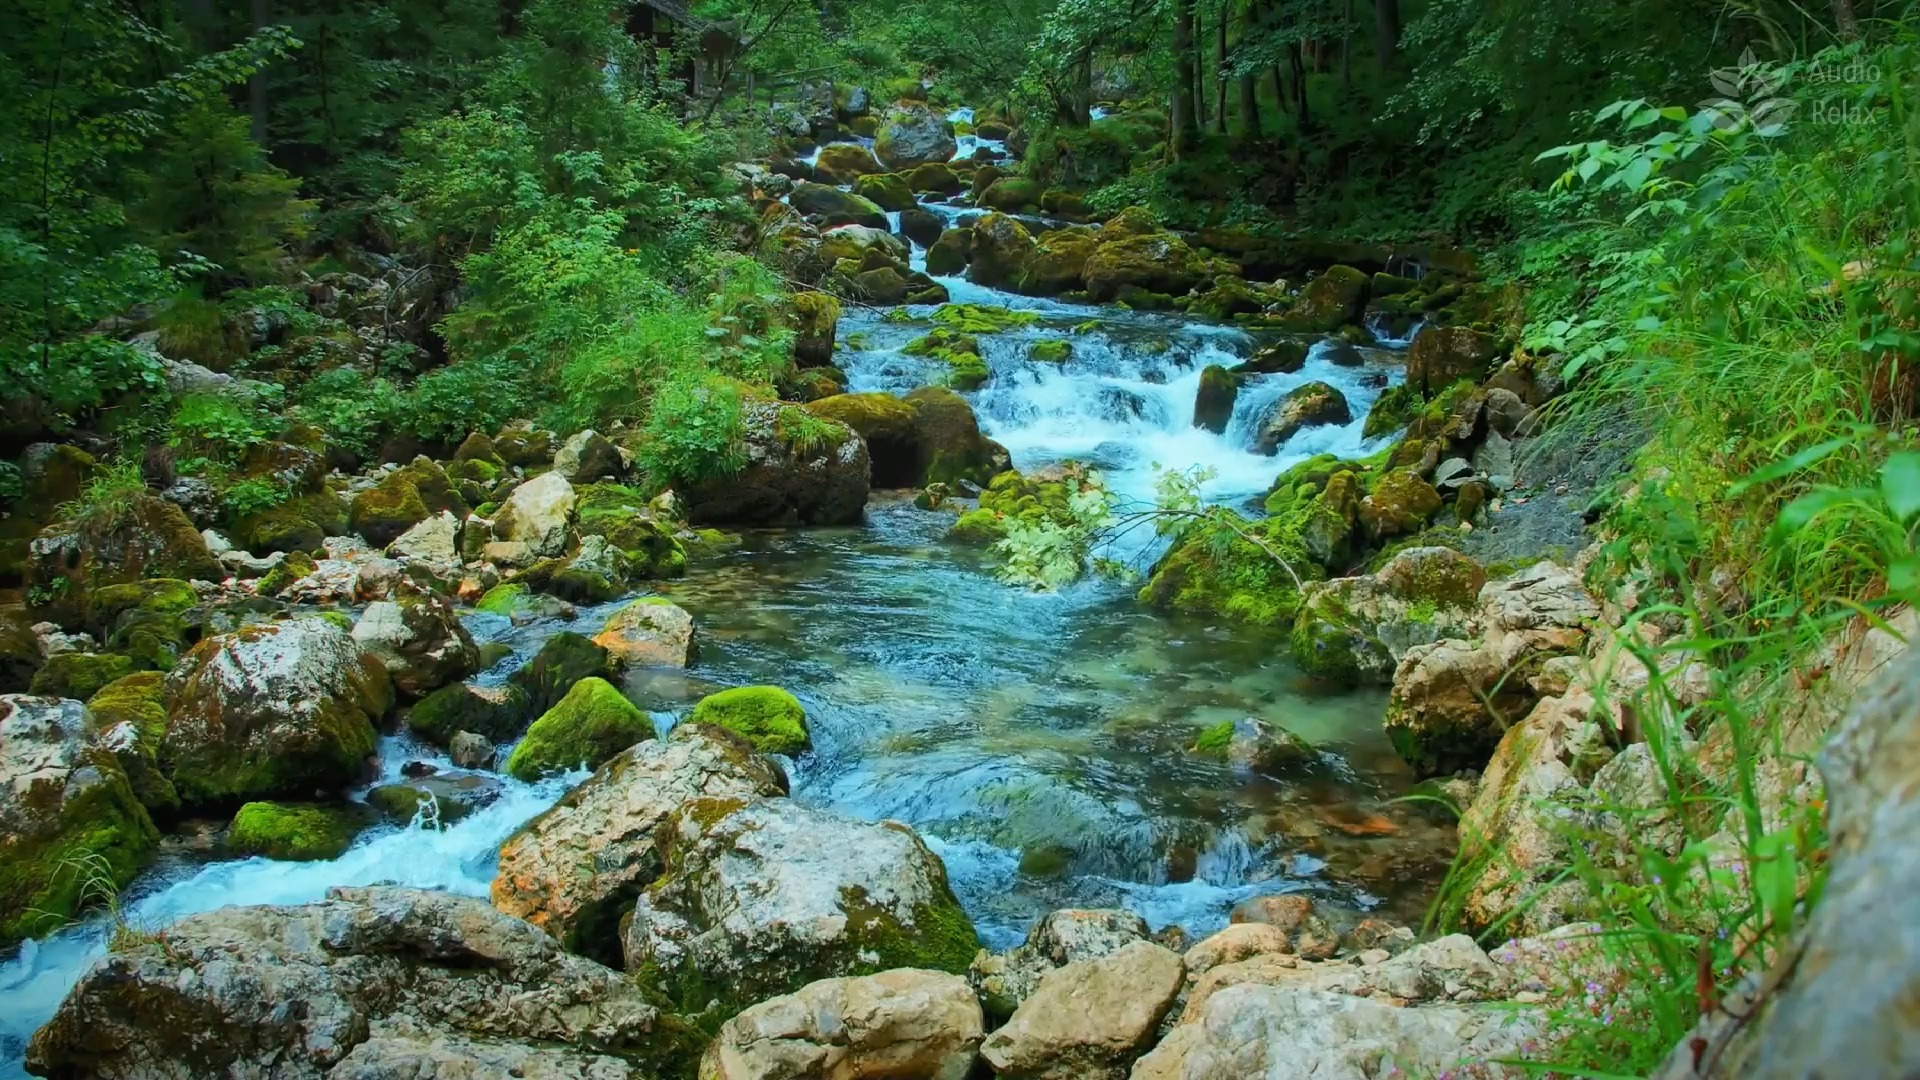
left=926, top=227, right=973, bottom=276
left=224, top=800, right=372, bottom=860
left=574, top=484, right=687, bottom=581
left=1363, top=382, right=1423, bottom=438
left=1018, top=227, right=1098, bottom=296
left=256, top=550, right=317, bottom=596
left=907, top=387, right=1008, bottom=488
left=508, top=632, right=615, bottom=715
left=813, top=142, right=884, bottom=184
left=453, top=432, right=506, bottom=466
left=790, top=183, right=889, bottom=229
left=503, top=676, right=654, bottom=781
left=1190, top=276, right=1283, bottom=321
left=1359, top=469, right=1444, bottom=541
left=0, top=695, right=159, bottom=945
left=1193, top=365, right=1239, bottom=434
left=787, top=291, right=841, bottom=368
left=162, top=618, right=392, bottom=807
left=1406, top=326, right=1502, bottom=396
left=688, top=686, right=810, bottom=755
left=1191, top=716, right=1317, bottom=772
left=407, top=681, right=531, bottom=745
left=347, top=459, right=467, bottom=548
left=1253, top=381, right=1352, bottom=455
left=874, top=103, right=958, bottom=169
left=947, top=465, right=1094, bottom=545
left=1, top=445, right=96, bottom=588
left=1237, top=340, right=1309, bottom=375
left=231, top=491, right=349, bottom=554
left=968, top=213, right=1037, bottom=289
left=1029, top=339, right=1072, bottom=363
left=778, top=365, right=849, bottom=403
left=365, top=780, right=482, bottom=825
left=0, top=607, right=42, bottom=693
left=87, top=671, right=179, bottom=816
left=807, top=393, right=922, bottom=488
left=623, top=798, right=979, bottom=1013
left=26, top=495, right=223, bottom=626
left=907, top=161, right=963, bottom=194
left=29, top=652, right=136, bottom=701
left=86, top=578, right=201, bottom=673
left=903, top=329, right=989, bottom=391
left=852, top=172, right=916, bottom=211
left=350, top=595, right=480, bottom=700
left=1276, top=265, right=1369, bottom=332
left=1140, top=508, right=1325, bottom=625
left=1083, top=230, right=1209, bottom=303
left=980, top=177, right=1043, bottom=212
left=1289, top=547, right=1486, bottom=686
left=676, top=401, right=870, bottom=528
left=493, top=425, right=555, bottom=469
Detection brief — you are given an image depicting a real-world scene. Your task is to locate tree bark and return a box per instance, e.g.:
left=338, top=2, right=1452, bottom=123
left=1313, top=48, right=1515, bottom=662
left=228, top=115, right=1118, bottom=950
left=1214, top=4, right=1229, bottom=133
left=1193, top=3, right=1208, bottom=129
left=1289, top=39, right=1309, bottom=130
left=1373, top=0, right=1399, bottom=73
left=1172, top=0, right=1199, bottom=155
left=249, top=0, right=269, bottom=145
left=1830, top=0, right=1860, bottom=39
left=1238, top=0, right=1261, bottom=137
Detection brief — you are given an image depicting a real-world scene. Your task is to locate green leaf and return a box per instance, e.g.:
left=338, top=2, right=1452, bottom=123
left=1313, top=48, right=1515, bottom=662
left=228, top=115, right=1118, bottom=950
left=1880, top=451, right=1920, bottom=522
left=1771, top=487, right=1870, bottom=538
left=1889, top=556, right=1920, bottom=596
left=1728, top=438, right=1852, bottom=496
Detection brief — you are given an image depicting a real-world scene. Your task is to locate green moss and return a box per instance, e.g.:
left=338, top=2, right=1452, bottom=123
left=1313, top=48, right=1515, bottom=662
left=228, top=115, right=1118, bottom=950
left=365, top=783, right=471, bottom=824
left=445, top=457, right=501, bottom=485
left=1028, top=339, right=1072, bottom=363
left=837, top=878, right=980, bottom=976
left=1139, top=507, right=1325, bottom=626
left=503, top=676, right=653, bottom=781
left=0, top=751, right=158, bottom=945
left=506, top=632, right=613, bottom=713
left=407, top=681, right=530, bottom=744
left=1276, top=264, right=1370, bottom=332
left=256, top=551, right=317, bottom=596
left=30, top=652, right=137, bottom=700
left=688, top=686, right=810, bottom=755
left=979, top=176, right=1043, bottom=211
left=347, top=460, right=466, bottom=547
left=929, top=303, right=1038, bottom=334
left=224, top=801, right=368, bottom=861
left=947, top=508, right=1008, bottom=543
left=86, top=671, right=179, bottom=816
left=1193, top=719, right=1234, bottom=755
left=1363, top=382, right=1424, bottom=439
left=1288, top=598, right=1365, bottom=686
left=87, top=579, right=196, bottom=630
left=852, top=172, right=915, bottom=211
left=232, top=492, right=348, bottom=554
left=475, top=582, right=530, bottom=614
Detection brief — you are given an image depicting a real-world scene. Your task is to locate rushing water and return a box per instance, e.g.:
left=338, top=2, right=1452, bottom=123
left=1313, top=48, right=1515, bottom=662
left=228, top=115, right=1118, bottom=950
left=0, top=133, right=1443, bottom=1076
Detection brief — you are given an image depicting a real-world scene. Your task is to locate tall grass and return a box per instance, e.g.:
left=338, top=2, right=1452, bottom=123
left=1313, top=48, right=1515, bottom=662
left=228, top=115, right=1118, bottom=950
left=1435, top=31, right=1920, bottom=1075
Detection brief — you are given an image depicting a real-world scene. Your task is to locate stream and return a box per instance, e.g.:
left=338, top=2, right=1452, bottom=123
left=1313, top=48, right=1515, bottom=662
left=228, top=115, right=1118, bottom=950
left=0, top=124, right=1441, bottom=1076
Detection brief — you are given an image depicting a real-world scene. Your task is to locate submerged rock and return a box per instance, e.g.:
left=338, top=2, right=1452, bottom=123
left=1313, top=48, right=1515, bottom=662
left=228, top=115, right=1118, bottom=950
left=701, top=969, right=984, bottom=1080
left=622, top=797, right=978, bottom=1011
left=492, top=724, right=785, bottom=959
left=26, top=886, right=698, bottom=1079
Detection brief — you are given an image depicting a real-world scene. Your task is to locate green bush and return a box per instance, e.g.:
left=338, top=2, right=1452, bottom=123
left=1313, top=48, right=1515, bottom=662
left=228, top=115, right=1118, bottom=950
left=636, top=372, right=748, bottom=487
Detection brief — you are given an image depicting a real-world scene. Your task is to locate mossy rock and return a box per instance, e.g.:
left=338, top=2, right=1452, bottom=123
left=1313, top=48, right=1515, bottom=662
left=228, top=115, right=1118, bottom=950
left=347, top=460, right=467, bottom=548
left=508, top=632, right=615, bottom=715
left=905, top=387, right=1006, bottom=488
left=493, top=428, right=555, bottom=468
left=0, top=607, right=42, bottom=693
left=789, top=183, right=889, bottom=229
left=1083, top=230, right=1208, bottom=302
left=813, top=143, right=884, bottom=184
left=948, top=508, right=1009, bottom=543
left=30, top=652, right=137, bottom=700
left=979, top=177, right=1043, bottom=212
left=967, top=213, right=1038, bottom=289
left=807, top=393, right=921, bottom=488
left=87, top=671, right=179, bottom=817
left=926, top=228, right=973, bottom=276
left=1193, top=364, right=1239, bottom=434
left=1018, top=228, right=1097, bottom=296
left=1363, top=382, right=1424, bottom=439
left=406, top=681, right=531, bottom=744
left=907, top=162, right=963, bottom=194
left=231, top=492, right=349, bottom=554
left=365, top=783, right=472, bottom=824
left=223, top=801, right=372, bottom=861
left=1237, top=340, right=1310, bottom=375
left=86, top=579, right=197, bottom=633
left=1140, top=507, right=1325, bottom=625
left=688, top=686, right=810, bottom=755
left=256, top=551, right=317, bottom=596
left=445, top=457, right=501, bottom=487
left=777, top=366, right=849, bottom=403
left=1359, top=468, right=1444, bottom=540
left=787, top=290, right=842, bottom=368
left=1028, top=340, right=1072, bottom=363
left=852, top=172, right=916, bottom=211
left=453, top=432, right=507, bottom=467
left=574, top=484, right=687, bottom=581
left=26, top=496, right=223, bottom=626
left=1275, top=264, right=1369, bottom=332
left=503, top=677, right=654, bottom=781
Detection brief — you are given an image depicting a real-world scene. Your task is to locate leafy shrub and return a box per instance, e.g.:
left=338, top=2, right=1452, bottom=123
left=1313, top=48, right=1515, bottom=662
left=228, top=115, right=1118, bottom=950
left=55, top=460, right=149, bottom=531
left=220, top=476, right=291, bottom=518
left=636, top=372, right=747, bottom=486
left=290, top=368, right=403, bottom=457
left=169, top=392, right=278, bottom=462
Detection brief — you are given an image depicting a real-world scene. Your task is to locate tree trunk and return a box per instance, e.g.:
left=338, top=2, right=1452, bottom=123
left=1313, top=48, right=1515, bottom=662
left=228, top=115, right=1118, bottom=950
left=1193, top=3, right=1208, bottom=129
left=1341, top=0, right=1354, bottom=90
left=1238, top=0, right=1261, bottom=137
left=1290, top=40, right=1309, bottom=130
left=1373, top=0, right=1399, bottom=73
left=248, top=0, right=269, bottom=145
left=1076, top=48, right=1094, bottom=126
left=1214, top=5, right=1229, bottom=133
left=1172, top=0, right=1199, bottom=155
left=1830, top=0, right=1860, bottom=39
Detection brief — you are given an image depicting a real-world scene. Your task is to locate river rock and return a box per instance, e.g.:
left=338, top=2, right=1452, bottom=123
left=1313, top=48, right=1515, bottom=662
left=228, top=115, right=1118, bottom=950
left=978, top=939, right=1184, bottom=1079
left=162, top=618, right=393, bottom=806
left=905, top=386, right=1008, bottom=487
left=1192, top=365, right=1237, bottom=434
left=351, top=594, right=479, bottom=699
left=448, top=730, right=494, bottom=769
left=1253, top=381, right=1351, bottom=455
left=676, top=402, right=870, bottom=527
left=26, top=886, right=696, bottom=1079
left=622, top=797, right=979, bottom=1009
left=594, top=597, right=696, bottom=668
left=0, top=695, right=159, bottom=946
left=1185, top=923, right=1292, bottom=977
left=806, top=393, right=921, bottom=487
left=812, top=143, right=884, bottom=184
left=1289, top=546, right=1487, bottom=685
left=25, top=494, right=224, bottom=625
left=348, top=459, right=468, bottom=549
left=1020, top=227, right=1098, bottom=295
left=1134, top=983, right=1536, bottom=1080
left=1406, top=325, right=1502, bottom=395
left=495, top=471, right=578, bottom=558
left=701, top=969, right=984, bottom=1080
left=970, top=908, right=1153, bottom=1018
left=386, top=509, right=461, bottom=564
left=969, top=213, right=1037, bottom=289
left=502, top=676, right=653, bottom=781
left=330, top=1020, right=645, bottom=1079
left=1083, top=229, right=1208, bottom=304
left=492, top=724, right=786, bottom=959
left=791, top=183, right=889, bottom=229
left=875, top=103, right=957, bottom=169
left=554, top=429, right=623, bottom=483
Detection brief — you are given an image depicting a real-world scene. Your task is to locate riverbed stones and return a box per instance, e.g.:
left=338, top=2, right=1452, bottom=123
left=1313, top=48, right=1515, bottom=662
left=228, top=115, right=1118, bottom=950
left=594, top=597, right=696, bottom=669
left=970, top=908, right=1153, bottom=1018
left=492, top=724, right=786, bottom=959
left=1185, top=923, right=1293, bottom=977
left=162, top=618, right=392, bottom=806
left=386, top=509, right=461, bottom=564
left=676, top=402, right=870, bottom=527
left=25, top=886, right=697, bottom=1079
left=622, top=797, right=979, bottom=1010
left=348, top=459, right=467, bottom=549
left=978, top=939, right=1184, bottom=1079
left=503, top=676, right=653, bottom=781
left=1289, top=546, right=1487, bottom=686
left=495, top=470, right=578, bottom=558
left=701, top=969, right=984, bottom=1080
left=351, top=594, right=479, bottom=699
left=0, top=694, right=159, bottom=945
left=554, top=429, right=623, bottom=483
left=25, top=494, right=223, bottom=625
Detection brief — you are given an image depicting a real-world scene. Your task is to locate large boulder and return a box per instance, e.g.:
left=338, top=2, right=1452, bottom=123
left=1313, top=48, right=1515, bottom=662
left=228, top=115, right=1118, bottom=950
left=1290, top=547, right=1486, bottom=685
left=926, top=227, right=973, bottom=276
left=26, top=494, right=223, bottom=625
left=905, top=387, right=1009, bottom=487
left=818, top=225, right=908, bottom=268
left=1083, top=231, right=1206, bottom=303
left=786, top=291, right=840, bottom=368
left=494, top=470, right=578, bottom=558
left=511, top=631, right=617, bottom=713
left=1406, top=326, right=1502, bottom=395
left=1192, top=365, right=1238, bottom=434
left=1252, top=381, right=1351, bottom=454
left=493, top=724, right=786, bottom=960
left=0, top=695, right=159, bottom=945
left=874, top=104, right=958, bottom=169
left=853, top=171, right=916, bottom=211
left=676, top=401, right=870, bottom=527
left=969, top=908, right=1152, bottom=1019
left=813, top=143, right=884, bottom=184
left=25, top=887, right=698, bottom=1079
left=1276, top=265, right=1369, bottom=332
left=1356, top=468, right=1442, bottom=541
left=351, top=594, right=479, bottom=699
left=622, top=798, right=979, bottom=1011
left=1020, top=228, right=1099, bottom=296
left=162, top=618, right=393, bottom=807
left=806, top=393, right=922, bottom=487
left=978, top=940, right=1184, bottom=1079
left=502, top=676, right=653, bottom=781
left=594, top=597, right=697, bottom=669
left=969, top=213, right=1038, bottom=289
left=790, top=183, right=888, bottom=229
left=701, top=969, right=984, bottom=1080
left=553, top=429, right=623, bottom=483
left=347, top=459, right=467, bottom=548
